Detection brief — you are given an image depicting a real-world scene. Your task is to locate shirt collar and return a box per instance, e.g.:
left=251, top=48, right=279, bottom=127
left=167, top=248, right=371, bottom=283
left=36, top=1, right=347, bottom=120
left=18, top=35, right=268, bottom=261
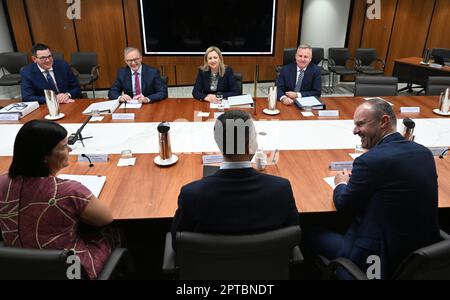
left=297, top=65, right=307, bottom=72
left=220, top=161, right=252, bottom=170
left=37, top=64, right=53, bottom=73
left=132, top=65, right=142, bottom=75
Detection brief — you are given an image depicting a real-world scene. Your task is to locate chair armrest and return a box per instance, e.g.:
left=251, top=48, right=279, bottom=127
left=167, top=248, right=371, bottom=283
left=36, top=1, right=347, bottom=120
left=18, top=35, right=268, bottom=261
left=97, top=247, right=128, bottom=280
left=328, top=58, right=336, bottom=71
left=162, top=232, right=177, bottom=274
left=90, top=65, right=100, bottom=78
left=354, top=58, right=362, bottom=71
left=315, top=255, right=367, bottom=280
left=290, top=245, right=304, bottom=265
left=440, top=230, right=450, bottom=240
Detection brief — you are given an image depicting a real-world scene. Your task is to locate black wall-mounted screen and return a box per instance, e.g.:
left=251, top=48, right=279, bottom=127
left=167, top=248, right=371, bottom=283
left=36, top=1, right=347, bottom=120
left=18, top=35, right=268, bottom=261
left=139, top=0, right=277, bottom=55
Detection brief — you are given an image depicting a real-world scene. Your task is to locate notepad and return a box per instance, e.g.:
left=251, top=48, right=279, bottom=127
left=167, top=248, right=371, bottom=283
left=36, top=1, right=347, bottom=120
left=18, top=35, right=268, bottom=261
left=58, top=174, right=106, bottom=198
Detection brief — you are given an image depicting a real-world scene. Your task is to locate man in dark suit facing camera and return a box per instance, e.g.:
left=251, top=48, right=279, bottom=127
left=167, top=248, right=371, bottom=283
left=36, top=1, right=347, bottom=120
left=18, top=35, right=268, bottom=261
left=108, top=47, right=167, bottom=103
left=171, top=110, right=299, bottom=249
left=276, top=44, right=321, bottom=105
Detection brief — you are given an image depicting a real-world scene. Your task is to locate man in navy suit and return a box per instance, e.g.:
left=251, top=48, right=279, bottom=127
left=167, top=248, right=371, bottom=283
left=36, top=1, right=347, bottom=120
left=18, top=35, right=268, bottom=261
left=171, top=110, right=299, bottom=249
left=20, top=44, right=81, bottom=104
left=307, top=99, right=440, bottom=279
left=276, top=44, right=321, bottom=105
left=108, top=47, right=167, bottom=103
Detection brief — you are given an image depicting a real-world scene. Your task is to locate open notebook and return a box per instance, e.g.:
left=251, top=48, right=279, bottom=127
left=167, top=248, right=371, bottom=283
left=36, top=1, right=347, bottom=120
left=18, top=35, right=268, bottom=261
left=58, top=174, right=106, bottom=198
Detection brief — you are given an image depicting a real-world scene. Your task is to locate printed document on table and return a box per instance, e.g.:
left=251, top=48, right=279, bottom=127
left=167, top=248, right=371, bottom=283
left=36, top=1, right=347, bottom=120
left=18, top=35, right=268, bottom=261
left=296, top=96, right=322, bottom=107
left=58, top=174, right=106, bottom=198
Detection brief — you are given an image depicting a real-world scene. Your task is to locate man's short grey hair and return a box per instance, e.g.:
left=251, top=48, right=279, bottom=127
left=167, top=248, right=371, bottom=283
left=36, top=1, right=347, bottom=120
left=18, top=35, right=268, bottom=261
left=366, top=98, right=397, bottom=127
left=297, top=44, right=312, bottom=57
left=124, top=47, right=141, bottom=57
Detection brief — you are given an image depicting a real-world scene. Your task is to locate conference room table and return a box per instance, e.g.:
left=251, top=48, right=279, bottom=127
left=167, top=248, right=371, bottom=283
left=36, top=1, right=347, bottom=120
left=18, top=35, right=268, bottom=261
left=0, top=96, right=449, bottom=220
left=393, top=57, right=450, bottom=92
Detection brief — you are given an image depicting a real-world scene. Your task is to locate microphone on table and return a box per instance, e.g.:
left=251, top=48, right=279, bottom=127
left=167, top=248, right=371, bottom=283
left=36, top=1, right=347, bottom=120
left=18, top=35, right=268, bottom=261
left=68, top=115, right=93, bottom=146
left=81, top=154, right=94, bottom=167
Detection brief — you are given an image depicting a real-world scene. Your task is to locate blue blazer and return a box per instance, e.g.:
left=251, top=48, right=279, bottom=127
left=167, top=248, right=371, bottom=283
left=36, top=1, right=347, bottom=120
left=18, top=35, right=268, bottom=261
left=276, top=63, right=321, bottom=100
left=333, top=133, right=440, bottom=278
left=20, top=60, right=81, bottom=104
left=192, top=67, right=240, bottom=100
left=108, top=64, right=168, bottom=102
left=171, top=168, right=299, bottom=249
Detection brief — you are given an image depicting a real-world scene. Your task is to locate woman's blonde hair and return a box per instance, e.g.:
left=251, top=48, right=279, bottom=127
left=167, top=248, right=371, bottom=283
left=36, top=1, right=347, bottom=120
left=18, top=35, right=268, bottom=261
left=200, top=46, right=226, bottom=77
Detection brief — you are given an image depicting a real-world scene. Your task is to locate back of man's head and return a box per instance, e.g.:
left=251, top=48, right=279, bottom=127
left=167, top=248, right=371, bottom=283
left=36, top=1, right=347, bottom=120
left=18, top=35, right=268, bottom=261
left=214, top=110, right=257, bottom=161
left=32, top=44, right=49, bottom=57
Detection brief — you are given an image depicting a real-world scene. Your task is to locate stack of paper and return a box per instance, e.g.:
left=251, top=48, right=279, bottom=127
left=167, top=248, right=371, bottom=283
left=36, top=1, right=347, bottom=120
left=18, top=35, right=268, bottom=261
left=227, top=94, right=254, bottom=107
left=0, top=101, right=39, bottom=118
left=83, top=100, right=120, bottom=115
left=58, top=174, right=106, bottom=198
left=294, top=96, right=324, bottom=109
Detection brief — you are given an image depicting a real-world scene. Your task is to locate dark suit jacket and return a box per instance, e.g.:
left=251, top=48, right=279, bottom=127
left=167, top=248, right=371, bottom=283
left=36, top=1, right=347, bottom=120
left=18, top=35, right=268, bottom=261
left=108, top=64, right=167, bottom=102
left=171, top=168, right=299, bottom=249
left=192, top=67, right=240, bottom=100
left=20, top=60, right=81, bottom=104
left=276, top=63, right=321, bottom=100
left=333, top=133, right=440, bottom=278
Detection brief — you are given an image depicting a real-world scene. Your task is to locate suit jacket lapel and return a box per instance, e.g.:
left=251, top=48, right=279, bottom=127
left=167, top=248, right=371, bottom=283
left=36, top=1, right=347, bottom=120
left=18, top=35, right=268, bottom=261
left=33, top=63, right=52, bottom=90
left=140, top=65, right=147, bottom=93
left=125, top=67, right=133, bottom=95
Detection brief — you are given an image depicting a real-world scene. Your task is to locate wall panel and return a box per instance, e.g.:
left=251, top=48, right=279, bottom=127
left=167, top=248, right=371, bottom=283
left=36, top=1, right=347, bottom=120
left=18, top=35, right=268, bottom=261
left=425, top=0, right=450, bottom=50
left=74, top=0, right=127, bottom=88
left=385, top=0, right=435, bottom=75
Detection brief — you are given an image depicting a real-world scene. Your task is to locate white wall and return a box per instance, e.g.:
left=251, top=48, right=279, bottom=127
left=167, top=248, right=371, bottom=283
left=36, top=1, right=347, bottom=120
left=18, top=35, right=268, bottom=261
left=0, top=1, right=13, bottom=53
left=300, top=0, right=352, bottom=58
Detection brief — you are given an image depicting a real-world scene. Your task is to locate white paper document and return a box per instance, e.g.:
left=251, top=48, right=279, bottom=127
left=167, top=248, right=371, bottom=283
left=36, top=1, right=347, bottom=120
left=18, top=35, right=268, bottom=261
left=323, top=176, right=336, bottom=189
left=227, top=94, right=254, bottom=106
left=83, top=100, right=120, bottom=114
left=58, top=174, right=106, bottom=198
left=296, top=96, right=323, bottom=107
left=119, top=103, right=142, bottom=109
left=301, top=112, right=315, bottom=117
left=117, top=157, right=136, bottom=166
left=197, top=112, right=210, bottom=117
left=210, top=101, right=230, bottom=109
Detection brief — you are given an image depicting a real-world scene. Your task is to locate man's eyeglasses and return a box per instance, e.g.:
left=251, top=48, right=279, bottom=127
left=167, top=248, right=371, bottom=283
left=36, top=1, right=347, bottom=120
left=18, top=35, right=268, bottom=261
left=36, top=54, right=53, bottom=61
left=6, top=103, right=28, bottom=111
left=125, top=57, right=141, bottom=64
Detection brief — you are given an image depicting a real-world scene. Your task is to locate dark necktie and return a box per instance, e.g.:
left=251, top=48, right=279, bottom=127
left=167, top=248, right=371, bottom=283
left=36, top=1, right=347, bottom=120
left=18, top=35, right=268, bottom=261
left=294, top=70, right=304, bottom=92
left=134, top=71, right=141, bottom=96
left=45, top=70, right=58, bottom=92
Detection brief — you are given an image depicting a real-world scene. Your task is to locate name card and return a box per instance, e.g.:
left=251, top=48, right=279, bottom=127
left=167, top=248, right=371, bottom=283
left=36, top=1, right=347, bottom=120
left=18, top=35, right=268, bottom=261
left=0, top=114, right=19, bottom=121
left=112, top=113, right=135, bottom=120
left=319, top=110, right=339, bottom=117
left=78, top=154, right=109, bottom=163
left=428, top=147, right=448, bottom=157
left=400, top=107, right=420, bottom=113
left=329, top=161, right=353, bottom=171
left=202, top=154, right=223, bottom=164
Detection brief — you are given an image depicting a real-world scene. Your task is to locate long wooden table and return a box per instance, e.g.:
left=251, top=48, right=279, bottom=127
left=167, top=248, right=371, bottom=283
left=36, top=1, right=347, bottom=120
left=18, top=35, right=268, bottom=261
left=0, top=96, right=449, bottom=219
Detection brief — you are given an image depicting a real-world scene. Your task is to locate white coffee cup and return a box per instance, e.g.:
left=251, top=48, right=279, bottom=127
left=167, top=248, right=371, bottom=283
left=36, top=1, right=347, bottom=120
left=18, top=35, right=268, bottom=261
left=255, top=151, right=267, bottom=170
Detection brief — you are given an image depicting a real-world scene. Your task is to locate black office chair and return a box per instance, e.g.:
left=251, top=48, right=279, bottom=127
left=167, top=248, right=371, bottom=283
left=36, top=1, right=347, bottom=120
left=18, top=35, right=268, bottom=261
left=0, top=52, right=28, bottom=87
left=52, top=52, right=64, bottom=61
left=354, top=76, right=398, bottom=96
left=233, top=72, right=243, bottom=95
left=354, top=48, right=385, bottom=76
left=311, top=47, right=331, bottom=93
left=162, top=226, right=303, bottom=280
left=328, top=48, right=357, bottom=93
left=70, top=52, right=100, bottom=98
left=275, top=48, right=297, bottom=80
left=431, top=48, right=450, bottom=64
left=426, top=76, right=450, bottom=96
left=0, top=242, right=128, bottom=280
left=316, top=230, right=450, bottom=280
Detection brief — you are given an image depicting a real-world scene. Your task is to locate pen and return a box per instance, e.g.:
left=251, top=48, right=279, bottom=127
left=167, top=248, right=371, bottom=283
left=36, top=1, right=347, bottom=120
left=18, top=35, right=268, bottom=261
left=272, top=149, right=278, bottom=163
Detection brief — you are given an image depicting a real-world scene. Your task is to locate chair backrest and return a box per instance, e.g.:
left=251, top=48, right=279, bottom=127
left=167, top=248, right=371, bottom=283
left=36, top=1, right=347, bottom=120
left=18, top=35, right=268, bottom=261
left=0, top=52, right=28, bottom=74
left=233, top=72, right=243, bottom=94
left=0, top=246, right=88, bottom=280
left=426, top=76, right=450, bottom=96
left=355, top=48, right=378, bottom=66
left=328, top=48, right=351, bottom=66
left=52, top=52, right=64, bottom=61
left=392, top=238, right=450, bottom=280
left=431, top=48, right=450, bottom=62
left=175, top=226, right=301, bottom=280
left=311, top=47, right=324, bottom=65
left=354, top=76, right=398, bottom=96
left=71, top=52, right=98, bottom=74
left=283, top=48, right=297, bottom=66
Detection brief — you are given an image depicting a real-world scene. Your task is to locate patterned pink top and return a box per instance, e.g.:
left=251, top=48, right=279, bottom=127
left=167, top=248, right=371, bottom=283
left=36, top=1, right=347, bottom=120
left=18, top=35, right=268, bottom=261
left=0, top=174, right=115, bottom=279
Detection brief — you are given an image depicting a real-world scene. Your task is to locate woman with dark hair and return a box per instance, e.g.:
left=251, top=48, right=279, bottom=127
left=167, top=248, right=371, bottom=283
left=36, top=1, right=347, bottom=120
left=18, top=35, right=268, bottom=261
left=192, top=46, right=240, bottom=103
left=0, top=120, right=119, bottom=279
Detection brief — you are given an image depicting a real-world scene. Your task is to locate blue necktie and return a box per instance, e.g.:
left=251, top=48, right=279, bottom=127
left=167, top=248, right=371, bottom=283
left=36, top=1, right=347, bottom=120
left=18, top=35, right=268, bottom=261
left=294, top=70, right=304, bottom=92
left=45, top=70, right=58, bottom=92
